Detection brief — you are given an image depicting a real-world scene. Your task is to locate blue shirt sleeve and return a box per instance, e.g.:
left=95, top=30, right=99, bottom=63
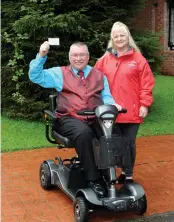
left=101, top=76, right=116, bottom=104
left=28, top=53, right=63, bottom=92
left=29, top=56, right=115, bottom=104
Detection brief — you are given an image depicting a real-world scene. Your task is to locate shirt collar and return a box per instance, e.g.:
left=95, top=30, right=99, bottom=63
left=72, top=65, right=88, bottom=75
left=107, top=47, right=133, bottom=57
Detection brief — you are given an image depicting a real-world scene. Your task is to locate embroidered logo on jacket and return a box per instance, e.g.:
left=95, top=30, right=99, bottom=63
left=128, top=61, right=137, bottom=68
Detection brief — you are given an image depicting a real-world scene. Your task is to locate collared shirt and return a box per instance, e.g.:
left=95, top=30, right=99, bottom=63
left=29, top=53, right=116, bottom=105
left=72, top=66, right=90, bottom=78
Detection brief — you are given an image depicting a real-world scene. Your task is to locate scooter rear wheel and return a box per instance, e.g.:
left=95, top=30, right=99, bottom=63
left=39, top=162, right=53, bottom=190
left=74, top=197, right=88, bottom=222
left=135, top=195, right=147, bottom=215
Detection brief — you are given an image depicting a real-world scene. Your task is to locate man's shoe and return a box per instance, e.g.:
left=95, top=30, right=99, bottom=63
left=116, top=174, right=126, bottom=184
left=124, top=179, right=134, bottom=184
left=88, top=181, right=105, bottom=197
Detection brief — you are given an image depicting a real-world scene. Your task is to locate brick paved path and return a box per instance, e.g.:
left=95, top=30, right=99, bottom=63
left=1, top=135, right=174, bottom=222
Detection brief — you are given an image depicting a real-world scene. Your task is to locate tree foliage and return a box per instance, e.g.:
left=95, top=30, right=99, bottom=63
left=2, top=0, right=162, bottom=120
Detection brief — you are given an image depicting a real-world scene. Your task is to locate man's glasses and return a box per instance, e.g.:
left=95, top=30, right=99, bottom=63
left=70, top=53, right=88, bottom=58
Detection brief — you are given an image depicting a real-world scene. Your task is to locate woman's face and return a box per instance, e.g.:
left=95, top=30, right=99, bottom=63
left=112, top=28, right=129, bottom=51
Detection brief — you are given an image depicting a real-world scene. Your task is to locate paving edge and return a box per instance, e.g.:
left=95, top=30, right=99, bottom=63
left=116, top=211, right=174, bottom=221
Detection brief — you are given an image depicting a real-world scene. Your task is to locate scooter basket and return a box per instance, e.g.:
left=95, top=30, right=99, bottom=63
left=92, top=135, right=130, bottom=169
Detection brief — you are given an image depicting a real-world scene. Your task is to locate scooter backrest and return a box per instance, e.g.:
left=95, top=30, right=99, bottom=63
left=49, top=94, right=57, bottom=112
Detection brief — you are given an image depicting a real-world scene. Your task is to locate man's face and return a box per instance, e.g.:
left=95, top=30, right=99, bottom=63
left=69, top=45, right=89, bottom=70
left=112, top=28, right=129, bottom=51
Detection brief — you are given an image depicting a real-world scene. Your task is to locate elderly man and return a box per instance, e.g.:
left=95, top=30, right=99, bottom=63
left=29, top=41, right=121, bottom=197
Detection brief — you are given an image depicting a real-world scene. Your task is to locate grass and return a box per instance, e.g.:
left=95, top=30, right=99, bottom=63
left=1, top=75, right=174, bottom=152
left=1, top=117, right=55, bottom=152
left=138, top=75, right=174, bottom=137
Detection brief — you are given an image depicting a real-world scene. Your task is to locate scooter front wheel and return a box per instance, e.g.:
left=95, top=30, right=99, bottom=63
left=74, top=197, right=88, bottom=222
left=135, top=195, right=147, bottom=215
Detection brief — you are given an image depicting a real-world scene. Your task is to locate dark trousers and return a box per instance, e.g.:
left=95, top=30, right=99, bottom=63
left=113, top=123, right=140, bottom=177
left=53, top=116, right=102, bottom=181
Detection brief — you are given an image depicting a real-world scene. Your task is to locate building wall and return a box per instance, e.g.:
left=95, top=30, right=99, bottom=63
left=133, top=0, right=174, bottom=75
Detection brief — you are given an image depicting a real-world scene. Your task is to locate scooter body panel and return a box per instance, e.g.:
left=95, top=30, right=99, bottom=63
left=119, top=182, right=145, bottom=201
left=44, top=159, right=88, bottom=200
left=44, top=160, right=145, bottom=212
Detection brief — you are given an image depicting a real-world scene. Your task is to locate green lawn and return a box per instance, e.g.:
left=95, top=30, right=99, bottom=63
left=1, top=117, right=55, bottom=152
left=1, top=75, right=174, bottom=152
left=138, top=75, right=174, bottom=137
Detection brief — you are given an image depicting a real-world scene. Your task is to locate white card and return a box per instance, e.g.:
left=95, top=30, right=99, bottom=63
left=48, top=38, right=60, bottom=46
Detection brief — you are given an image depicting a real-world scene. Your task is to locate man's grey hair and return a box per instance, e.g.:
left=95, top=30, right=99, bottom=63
left=69, top=42, right=89, bottom=55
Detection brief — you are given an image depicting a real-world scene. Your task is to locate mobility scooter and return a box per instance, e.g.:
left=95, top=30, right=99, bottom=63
left=40, top=94, right=147, bottom=222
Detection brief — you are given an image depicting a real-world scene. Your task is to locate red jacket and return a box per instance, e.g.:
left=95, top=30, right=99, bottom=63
left=95, top=49, right=155, bottom=123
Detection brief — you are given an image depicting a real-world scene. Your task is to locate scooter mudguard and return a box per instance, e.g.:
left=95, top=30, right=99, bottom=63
left=43, top=160, right=59, bottom=185
left=119, top=182, right=145, bottom=201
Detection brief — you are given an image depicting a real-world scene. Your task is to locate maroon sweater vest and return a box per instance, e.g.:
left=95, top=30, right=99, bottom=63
left=56, top=66, right=104, bottom=121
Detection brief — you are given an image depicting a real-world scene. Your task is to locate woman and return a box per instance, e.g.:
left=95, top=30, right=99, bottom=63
left=95, top=21, right=155, bottom=184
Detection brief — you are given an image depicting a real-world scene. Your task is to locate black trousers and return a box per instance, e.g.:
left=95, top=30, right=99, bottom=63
left=113, top=123, right=140, bottom=177
left=53, top=116, right=102, bottom=181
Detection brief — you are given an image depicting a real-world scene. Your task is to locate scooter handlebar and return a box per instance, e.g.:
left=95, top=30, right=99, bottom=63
left=77, top=109, right=95, bottom=116
left=77, top=107, right=127, bottom=116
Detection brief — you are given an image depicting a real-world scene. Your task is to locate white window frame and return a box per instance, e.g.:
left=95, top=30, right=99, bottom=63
left=168, top=1, right=174, bottom=50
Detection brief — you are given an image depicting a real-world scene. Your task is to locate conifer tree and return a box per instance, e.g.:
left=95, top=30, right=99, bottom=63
left=2, top=0, right=162, bottom=120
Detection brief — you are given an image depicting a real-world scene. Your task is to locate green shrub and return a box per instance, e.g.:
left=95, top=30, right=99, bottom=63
left=2, top=0, right=163, bottom=120
left=132, top=30, right=163, bottom=75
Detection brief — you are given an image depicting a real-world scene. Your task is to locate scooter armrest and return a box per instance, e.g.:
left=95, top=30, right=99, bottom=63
left=44, top=110, right=57, bottom=119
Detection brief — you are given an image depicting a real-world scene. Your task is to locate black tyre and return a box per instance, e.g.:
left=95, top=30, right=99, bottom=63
left=39, top=162, right=53, bottom=190
left=135, top=195, right=147, bottom=215
left=74, top=197, right=89, bottom=222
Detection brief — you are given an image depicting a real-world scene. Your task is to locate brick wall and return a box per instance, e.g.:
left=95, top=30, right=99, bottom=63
left=133, top=0, right=174, bottom=75
left=162, top=51, right=174, bottom=74
left=133, top=0, right=154, bottom=31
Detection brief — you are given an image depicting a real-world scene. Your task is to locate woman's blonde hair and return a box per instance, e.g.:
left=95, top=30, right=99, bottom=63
left=107, top=21, right=141, bottom=53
